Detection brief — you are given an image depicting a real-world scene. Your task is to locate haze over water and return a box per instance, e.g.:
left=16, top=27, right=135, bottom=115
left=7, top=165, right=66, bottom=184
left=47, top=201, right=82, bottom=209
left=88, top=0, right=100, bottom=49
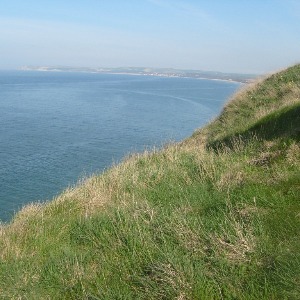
left=0, top=71, right=240, bottom=221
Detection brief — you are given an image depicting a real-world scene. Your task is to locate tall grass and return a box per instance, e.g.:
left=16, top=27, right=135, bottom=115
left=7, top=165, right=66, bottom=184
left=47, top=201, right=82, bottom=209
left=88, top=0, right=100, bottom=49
left=193, top=64, right=300, bottom=144
left=0, top=64, right=299, bottom=299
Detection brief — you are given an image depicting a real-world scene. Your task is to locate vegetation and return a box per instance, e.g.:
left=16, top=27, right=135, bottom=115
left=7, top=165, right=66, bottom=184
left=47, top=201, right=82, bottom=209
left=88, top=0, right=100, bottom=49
left=1, top=65, right=300, bottom=299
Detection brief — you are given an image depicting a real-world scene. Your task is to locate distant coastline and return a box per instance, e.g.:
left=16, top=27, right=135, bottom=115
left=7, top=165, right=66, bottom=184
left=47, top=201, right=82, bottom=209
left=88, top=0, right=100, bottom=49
left=20, top=66, right=257, bottom=83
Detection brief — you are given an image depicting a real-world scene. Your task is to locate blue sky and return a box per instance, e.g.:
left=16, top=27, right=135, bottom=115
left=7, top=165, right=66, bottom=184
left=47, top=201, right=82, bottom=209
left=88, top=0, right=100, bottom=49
left=1, top=0, right=300, bottom=73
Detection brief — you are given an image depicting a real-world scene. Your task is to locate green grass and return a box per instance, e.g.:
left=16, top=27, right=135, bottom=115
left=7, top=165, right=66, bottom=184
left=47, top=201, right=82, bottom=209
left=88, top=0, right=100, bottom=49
left=194, top=64, right=300, bottom=144
left=0, top=64, right=300, bottom=299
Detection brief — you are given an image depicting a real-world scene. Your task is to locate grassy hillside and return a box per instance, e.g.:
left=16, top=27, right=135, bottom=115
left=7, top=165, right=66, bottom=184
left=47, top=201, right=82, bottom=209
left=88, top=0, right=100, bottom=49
left=1, top=65, right=300, bottom=299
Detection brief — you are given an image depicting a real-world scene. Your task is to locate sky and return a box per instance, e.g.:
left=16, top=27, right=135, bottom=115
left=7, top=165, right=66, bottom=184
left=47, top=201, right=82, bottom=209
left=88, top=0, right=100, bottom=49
left=0, top=0, right=300, bottom=74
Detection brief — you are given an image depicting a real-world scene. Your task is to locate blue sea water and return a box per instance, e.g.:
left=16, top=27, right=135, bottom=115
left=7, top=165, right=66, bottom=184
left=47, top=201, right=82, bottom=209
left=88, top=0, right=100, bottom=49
left=0, top=71, right=241, bottom=221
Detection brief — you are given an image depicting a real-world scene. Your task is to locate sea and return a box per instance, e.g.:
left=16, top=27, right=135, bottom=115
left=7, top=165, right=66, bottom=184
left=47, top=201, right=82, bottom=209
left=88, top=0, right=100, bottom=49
left=0, top=71, right=241, bottom=222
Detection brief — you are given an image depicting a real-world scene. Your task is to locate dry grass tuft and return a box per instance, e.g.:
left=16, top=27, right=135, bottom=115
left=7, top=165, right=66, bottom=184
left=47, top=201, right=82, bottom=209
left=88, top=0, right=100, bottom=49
left=213, top=221, right=255, bottom=264
left=212, top=202, right=256, bottom=264
left=249, top=150, right=282, bottom=167
left=171, top=206, right=204, bottom=255
left=286, top=143, right=300, bottom=167
left=76, top=176, right=113, bottom=217
left=11, top=202, right=44, bottom=224
left=236, top=204, right=260, bottom=219
left=217, top=170, right=245, bottom=191
left=149, top=263, right=191, bottom=299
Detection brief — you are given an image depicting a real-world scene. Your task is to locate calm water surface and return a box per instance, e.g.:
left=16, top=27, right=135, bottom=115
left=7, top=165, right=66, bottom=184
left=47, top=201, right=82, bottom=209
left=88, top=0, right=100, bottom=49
left=0, top=71, right=241, bottom=221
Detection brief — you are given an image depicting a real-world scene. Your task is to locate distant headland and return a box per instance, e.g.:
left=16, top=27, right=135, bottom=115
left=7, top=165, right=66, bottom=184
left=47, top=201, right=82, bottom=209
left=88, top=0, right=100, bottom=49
left=20, top=66, right=257, bottom=83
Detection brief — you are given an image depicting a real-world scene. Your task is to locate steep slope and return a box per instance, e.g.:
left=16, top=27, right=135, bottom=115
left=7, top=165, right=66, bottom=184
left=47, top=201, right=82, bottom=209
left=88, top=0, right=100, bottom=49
left=194, top=64, right=300, bottom=144
left=0, top=65, right=299, bottom=299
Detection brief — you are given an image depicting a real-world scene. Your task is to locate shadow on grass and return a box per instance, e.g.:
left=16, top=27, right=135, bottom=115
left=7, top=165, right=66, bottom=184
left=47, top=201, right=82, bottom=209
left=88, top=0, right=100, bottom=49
left=208, top=103, right=300, bottom=150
